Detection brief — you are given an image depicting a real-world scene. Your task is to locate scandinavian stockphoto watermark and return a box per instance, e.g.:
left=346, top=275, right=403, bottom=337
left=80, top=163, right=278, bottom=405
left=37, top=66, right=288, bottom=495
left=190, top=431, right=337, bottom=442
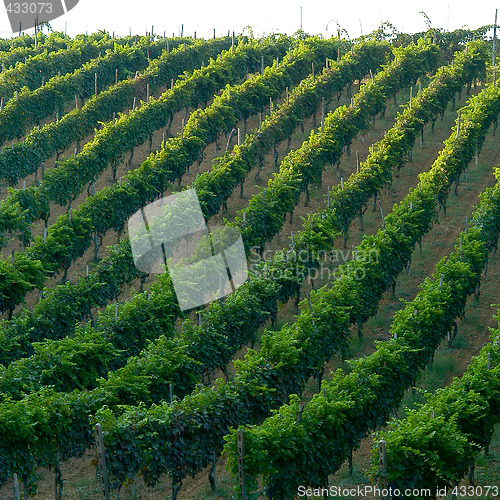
left=248, top=244, right=379, bottom=283
left=3, top=0, right=79, bottom=33
left=128, top=189, right=248, bottom=311
left=297, top=485, right=500, bottom=498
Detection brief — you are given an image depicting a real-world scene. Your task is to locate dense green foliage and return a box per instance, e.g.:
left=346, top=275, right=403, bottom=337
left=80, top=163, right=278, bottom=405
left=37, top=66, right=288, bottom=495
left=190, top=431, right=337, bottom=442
left=223, top=83, right=500, bottom=499
left=0, top=29, right=496, bottom=498
left=96, top=42, right=490, bottom=493
left=0, top=40, right=386, bottom=373
left=0, top=37, right=232, bottom=185
left=0, top=36, right=294, bottom=315
left=370, top=309, right=500, bottom=494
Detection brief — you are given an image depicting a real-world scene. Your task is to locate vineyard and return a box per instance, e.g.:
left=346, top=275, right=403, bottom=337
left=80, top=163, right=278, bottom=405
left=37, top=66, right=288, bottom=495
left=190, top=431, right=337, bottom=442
left=0, top=23, right=498, bottom=500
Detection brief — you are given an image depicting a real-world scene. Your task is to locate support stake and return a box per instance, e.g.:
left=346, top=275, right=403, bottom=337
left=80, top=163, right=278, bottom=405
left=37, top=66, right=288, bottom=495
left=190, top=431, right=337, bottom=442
left=321, top=96, right=325, bottom=132
left=237, top=429, right=247, bottom=499
left=94, top=424, right=110, bottom=500
left=378, top=201, right=385, bottom=229
left=378, top=440, right=387, bottom=500
left=13, top=474, right=20, bottom=500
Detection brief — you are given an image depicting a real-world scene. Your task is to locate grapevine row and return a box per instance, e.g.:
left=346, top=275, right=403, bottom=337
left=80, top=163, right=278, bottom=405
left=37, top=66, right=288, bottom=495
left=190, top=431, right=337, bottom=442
left=100, top=72, right=500, bottom=492
left=0, top=32, right=44, bottom=52
left=0, top=41, right=387, bottom=383
left=0, top=36, right=190, bottom=144
left=0, top=33, right=175, bottom=68
left=0, top=37, right=233, bottom=186
left=0, top=37, right=328, bottom=319
left=222, top=83, right=500, bottom=499
left=0, top=32, right=163, bottom=110
left=370, top=304, right=500, bottom=492
left=0, top=31, right=69, bottom=69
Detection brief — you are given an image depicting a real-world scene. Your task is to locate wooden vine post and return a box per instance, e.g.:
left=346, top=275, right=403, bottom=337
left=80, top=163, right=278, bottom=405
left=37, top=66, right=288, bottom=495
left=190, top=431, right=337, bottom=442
left=378, top=440, right=387, bottom=500
left=321, top=96, right=325, bottom=132
left=297, top=404, right=304, bottom=423
left=378, top=201, right=385, bottom=229
left=54, top=465, right=63, bottom=500
left=94, top=423, right=110, bottom=500
left=493, top=9, right=498, bottom=83
left=13, top=473, right=20, bottom=500
left=237, top=429, right=247, bottom=499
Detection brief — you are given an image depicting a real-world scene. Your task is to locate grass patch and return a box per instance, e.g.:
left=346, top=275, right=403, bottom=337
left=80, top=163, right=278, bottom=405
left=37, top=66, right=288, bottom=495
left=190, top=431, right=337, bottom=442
left=420, top=349, right=458, bottom=391
left=191, top=478, right=235, bottom=499
left=449, top=328, right=472, bottom=350
left=475, top=423, right=500, bottom=488
left=398, top=349, right=458, bottom=417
